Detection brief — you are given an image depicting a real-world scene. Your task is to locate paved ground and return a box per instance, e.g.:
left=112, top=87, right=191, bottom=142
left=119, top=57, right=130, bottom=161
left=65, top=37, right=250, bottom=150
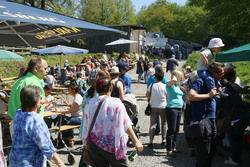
left=52, top=59, right=250, bottom=167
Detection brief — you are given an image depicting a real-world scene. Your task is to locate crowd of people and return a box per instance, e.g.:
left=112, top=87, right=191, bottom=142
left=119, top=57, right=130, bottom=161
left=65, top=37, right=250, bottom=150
left=145, top=41, right=194, bottom=60
left=0, top=38, right=249, bottom=167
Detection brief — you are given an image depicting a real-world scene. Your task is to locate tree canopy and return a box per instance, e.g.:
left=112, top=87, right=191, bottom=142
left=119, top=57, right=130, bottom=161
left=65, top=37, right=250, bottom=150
left=78, top=0, right=136, bottom=25
left=12, top=0, right=249, bottom=45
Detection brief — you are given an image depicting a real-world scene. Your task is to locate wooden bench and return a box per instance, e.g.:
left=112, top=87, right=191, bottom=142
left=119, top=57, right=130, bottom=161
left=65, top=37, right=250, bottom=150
left=49, top=125, right=80, bottom=133
left=1, top=76, right=18, bottom=81
left=51, top=92, right=68, bottom=95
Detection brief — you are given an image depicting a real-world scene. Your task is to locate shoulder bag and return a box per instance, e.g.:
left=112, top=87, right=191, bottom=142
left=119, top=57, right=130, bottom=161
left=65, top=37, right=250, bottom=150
left=83, top=96, right=108, bottom=165
left=216, top=105, right=235, bottom=134
left=184, top=104, right=212, bottom=138
left=145, top=83, right=154, bottom=116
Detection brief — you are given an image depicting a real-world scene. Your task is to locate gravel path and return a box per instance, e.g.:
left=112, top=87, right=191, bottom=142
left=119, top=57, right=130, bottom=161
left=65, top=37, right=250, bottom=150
left=52, top=59, right=250, bottom=167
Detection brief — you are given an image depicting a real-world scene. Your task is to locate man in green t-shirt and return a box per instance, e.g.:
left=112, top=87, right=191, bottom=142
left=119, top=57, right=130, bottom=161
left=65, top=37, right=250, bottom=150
left=8, top=58, right=49, bottom=135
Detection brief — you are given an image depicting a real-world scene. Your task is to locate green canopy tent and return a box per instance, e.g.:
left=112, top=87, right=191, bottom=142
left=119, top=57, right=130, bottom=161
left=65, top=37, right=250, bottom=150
left=0, top=50, right=25, bottom=61
left=215, top=44, right=250, bottom=63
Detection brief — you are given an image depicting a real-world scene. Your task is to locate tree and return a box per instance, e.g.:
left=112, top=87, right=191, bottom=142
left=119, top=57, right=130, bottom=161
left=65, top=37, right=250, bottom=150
left=137, top=2, right=173, bottom=34
left=13, top=0, right=79, bottom=16
left=205, top=0, right=249, bottom=43
left=113, top=0, right=136, bottom=24
left=137, top=1, right=208, bottom=43
left=47, top=0, right=79, bottom=17
left=78, top=0, right=136, bottom=25
left=167, top=4, right=209, bottom=43
left=186, top=0, right=206, bottom=7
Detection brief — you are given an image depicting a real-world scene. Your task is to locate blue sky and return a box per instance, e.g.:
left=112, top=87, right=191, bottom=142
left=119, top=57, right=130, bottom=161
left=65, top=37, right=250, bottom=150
left=132, top=0, right=187, bottom=13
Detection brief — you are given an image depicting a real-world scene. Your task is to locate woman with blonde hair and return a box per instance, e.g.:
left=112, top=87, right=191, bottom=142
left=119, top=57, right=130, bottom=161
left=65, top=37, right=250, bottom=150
left=165, top=70, right=184, bottom=157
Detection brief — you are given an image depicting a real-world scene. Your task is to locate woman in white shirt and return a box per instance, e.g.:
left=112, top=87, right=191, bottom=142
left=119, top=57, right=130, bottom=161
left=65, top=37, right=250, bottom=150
left=146, top=71, right=168, bottom=147
left=55, top=80, right=83, bottom=147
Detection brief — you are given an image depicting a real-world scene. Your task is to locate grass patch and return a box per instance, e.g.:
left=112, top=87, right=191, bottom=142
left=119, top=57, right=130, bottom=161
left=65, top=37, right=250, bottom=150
left=0, top=52, right=160, bottom=78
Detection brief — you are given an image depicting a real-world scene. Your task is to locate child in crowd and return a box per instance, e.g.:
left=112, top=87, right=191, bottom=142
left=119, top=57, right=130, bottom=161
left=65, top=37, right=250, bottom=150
left=44, top=84, right=56, bottom=111
left=197, top=38, right=224, bottom=94
left=59, top=68, right=67, bottom=85
left=9, top=85, right=65, bottom=167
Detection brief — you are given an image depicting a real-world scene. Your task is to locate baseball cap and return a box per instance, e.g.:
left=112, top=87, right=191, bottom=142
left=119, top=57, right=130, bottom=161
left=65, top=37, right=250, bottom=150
left=208, top=38, right=224, bottom=48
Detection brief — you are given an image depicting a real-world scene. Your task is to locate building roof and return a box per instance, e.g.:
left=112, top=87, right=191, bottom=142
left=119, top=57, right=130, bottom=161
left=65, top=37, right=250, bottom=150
left=106, top=24, right=146, bottom=30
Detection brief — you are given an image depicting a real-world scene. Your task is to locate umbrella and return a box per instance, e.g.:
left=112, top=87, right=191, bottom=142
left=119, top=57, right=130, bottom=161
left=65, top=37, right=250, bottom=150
left=105, top=38, right=137, bottom=46
left=0, top=0, right=126, bottom=47
left=0, top=49, right=25, bottom=61
left=31, top=45, right=89, bottom=66
left=215, top=44, right=250, bottom=63
left=30, top=45, right=89, bottom=55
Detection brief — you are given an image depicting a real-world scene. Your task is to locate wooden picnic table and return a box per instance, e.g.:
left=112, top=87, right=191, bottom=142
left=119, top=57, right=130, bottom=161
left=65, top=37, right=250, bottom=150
left=3, top=88, right=11, bottom=92
left=53, top=87, right=68, bottom=90
left=44, top=111, right=61, bottom=118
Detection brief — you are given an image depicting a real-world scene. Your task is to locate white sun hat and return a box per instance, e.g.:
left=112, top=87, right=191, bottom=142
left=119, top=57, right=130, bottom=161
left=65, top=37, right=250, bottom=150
left=208, top=38, right=224, bottom=48
left=110, top=66, right=120, bottom=74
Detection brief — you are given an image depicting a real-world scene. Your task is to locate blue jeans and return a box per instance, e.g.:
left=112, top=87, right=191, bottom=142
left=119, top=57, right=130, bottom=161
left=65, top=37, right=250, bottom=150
left=166, top=107, right=182, bottom=151
left=61, top=116, right=81, bottom=139
left=144, top=71, right=147, bottom=83
left=138, top=72, right=143, bottom=80
left=67, top=117, right=81, bottom=125
left=197, top=70, right=215, bottom=91
left=156, top=116, right=160, bottom=133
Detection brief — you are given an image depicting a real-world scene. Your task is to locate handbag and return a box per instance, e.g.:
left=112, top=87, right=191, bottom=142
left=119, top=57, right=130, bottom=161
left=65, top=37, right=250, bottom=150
left=184, top=117, right=212, bottom=138
left=83, top=96, right=108, bottom=165
left=145, top=104, right=151, bottom=116
left=145, top=83, right=154, bottom=116
left=216, top=105, right=235, bottom=133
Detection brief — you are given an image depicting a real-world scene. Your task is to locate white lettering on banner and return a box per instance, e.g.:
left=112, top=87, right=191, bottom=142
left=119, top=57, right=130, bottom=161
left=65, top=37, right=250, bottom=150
left=0, top=11, right=66, bottom=23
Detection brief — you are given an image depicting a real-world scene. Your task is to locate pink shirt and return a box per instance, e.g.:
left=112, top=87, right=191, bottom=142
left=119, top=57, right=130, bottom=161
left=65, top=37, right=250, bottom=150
left=82, top=96, right=132, bottom=160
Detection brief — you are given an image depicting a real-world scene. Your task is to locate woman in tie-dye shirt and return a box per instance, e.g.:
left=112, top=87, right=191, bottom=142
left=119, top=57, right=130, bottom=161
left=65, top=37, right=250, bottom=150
left=82, top=78, right=143, bottom=167
left=9, top=85, right=65, bottom=167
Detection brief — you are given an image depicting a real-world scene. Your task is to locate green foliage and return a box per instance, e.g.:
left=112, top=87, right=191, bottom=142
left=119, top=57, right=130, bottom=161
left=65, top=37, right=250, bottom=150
left=137, top=2, right=173, bottom=34
left=186, top=0, right=207, bottom=7
left=183, top=53, right=250, bottom=85
left=137, top=2, right=208, bottom=43
left=232, top=62, right=250, bottom=86
left=47, top=0, right=80, bottom=17
left=78, top=0, right=136, bottom=25
left=167, top=5, right=209, bottom=43
left=182, top=53, right=200, bottom=70
left=205, top=0, right=250, bottom=44
left=137, top=0, right=249, bottom=44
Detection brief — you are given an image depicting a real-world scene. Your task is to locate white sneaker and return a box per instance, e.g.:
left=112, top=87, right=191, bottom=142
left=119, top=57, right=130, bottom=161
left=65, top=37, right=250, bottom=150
left=224, top=159, right=239, bottom=166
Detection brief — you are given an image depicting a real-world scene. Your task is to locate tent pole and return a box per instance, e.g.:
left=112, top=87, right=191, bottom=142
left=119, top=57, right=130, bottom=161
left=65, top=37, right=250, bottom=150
left=60, top=54, right=62, bottom=68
